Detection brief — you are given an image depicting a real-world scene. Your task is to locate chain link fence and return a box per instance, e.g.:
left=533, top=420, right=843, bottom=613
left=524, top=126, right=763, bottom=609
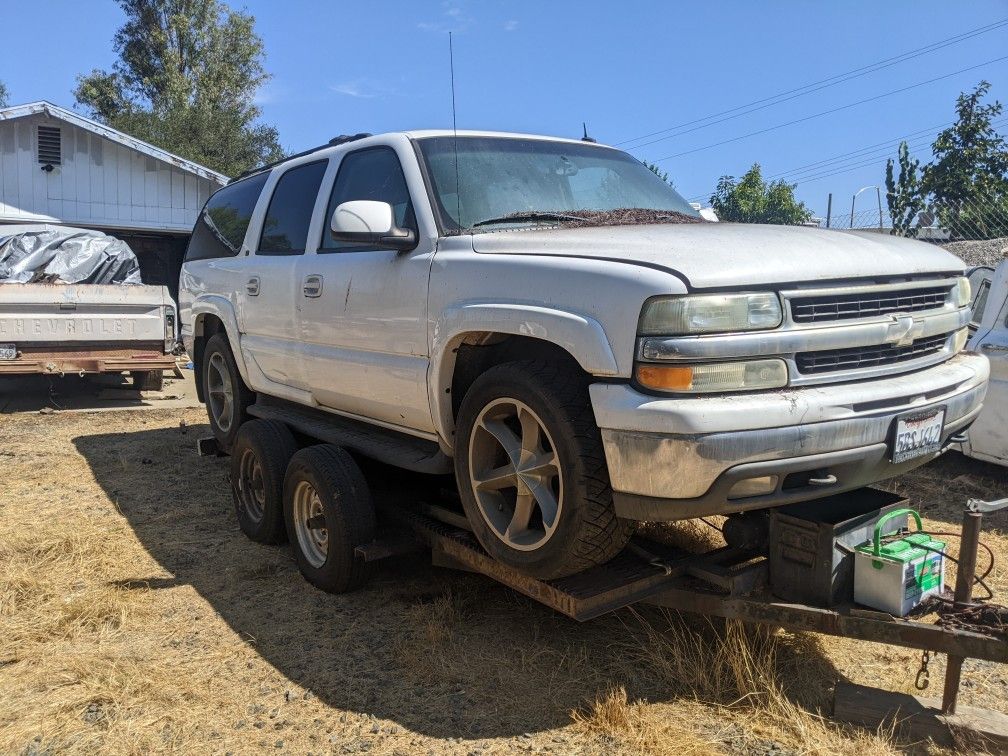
left=812, top=192, right=1008, bottom=266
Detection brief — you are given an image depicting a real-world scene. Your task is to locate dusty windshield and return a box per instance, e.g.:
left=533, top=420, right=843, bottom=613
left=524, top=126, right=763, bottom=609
left=416, top=136, right=702, bottom=232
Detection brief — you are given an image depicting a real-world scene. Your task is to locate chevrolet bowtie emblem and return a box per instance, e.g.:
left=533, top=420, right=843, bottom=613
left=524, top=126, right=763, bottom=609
left=885, top=313, right=920, bottom=346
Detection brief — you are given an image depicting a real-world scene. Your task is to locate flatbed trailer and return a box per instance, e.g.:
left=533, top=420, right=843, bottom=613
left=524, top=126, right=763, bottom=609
left=199, top=434, right=1008, bottom=747
left=367, top=494, right=1008, bottom=747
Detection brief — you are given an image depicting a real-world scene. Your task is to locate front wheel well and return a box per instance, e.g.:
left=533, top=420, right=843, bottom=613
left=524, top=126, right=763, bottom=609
left=448, top=334, right=587, bottom=422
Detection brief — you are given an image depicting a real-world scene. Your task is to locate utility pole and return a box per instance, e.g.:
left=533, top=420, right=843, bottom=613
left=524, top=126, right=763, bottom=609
left=876, top=186, right=883, bottom=231
left=826, top=193, right=832, bottom=229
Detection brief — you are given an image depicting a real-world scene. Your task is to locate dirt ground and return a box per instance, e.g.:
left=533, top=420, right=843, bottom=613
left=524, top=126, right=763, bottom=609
left=1, top=407, right=1006, bottom=755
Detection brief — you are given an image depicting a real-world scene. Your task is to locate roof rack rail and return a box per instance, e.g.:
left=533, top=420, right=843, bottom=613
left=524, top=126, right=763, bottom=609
left=230, top=133, right=372, bottom=183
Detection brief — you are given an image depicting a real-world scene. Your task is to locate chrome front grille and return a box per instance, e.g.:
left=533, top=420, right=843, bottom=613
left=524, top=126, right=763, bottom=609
left=790, top=286, right=950, bottom=323
left=795, top=332, right=950, bottom=375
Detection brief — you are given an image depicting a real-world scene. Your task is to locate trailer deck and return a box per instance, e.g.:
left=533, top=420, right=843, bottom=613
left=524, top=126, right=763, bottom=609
left=369, top=495, right=1008, bottom=747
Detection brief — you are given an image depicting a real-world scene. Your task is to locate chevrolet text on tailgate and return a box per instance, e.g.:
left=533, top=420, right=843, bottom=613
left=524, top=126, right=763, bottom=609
left=179, top=130, right=989, bottom=582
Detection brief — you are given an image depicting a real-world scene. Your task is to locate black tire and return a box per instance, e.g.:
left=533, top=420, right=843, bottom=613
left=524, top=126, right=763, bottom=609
left=230, top=420, right=298, bottom=544
left=454, top=360, right=635, bottom=580
left=283, top=445, right=375, bottom=593
left=130, top=370, right=164, bottom=391
left=202, top=333, right=253, bottom=453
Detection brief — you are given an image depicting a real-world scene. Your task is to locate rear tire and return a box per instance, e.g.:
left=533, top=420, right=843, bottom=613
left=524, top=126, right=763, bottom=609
left=130, top=370, right=164, bottom=392
left=454, top=360, right=635, bottom=580
left=231, top=420, right=298, bottom=544
left=283, top=445, right=375, bottom=593
left=202, top=333, right=252, bottom=453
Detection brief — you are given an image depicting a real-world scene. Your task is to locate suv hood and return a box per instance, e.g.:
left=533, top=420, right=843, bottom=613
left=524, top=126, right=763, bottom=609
left=469, top=223, right=964, bottom=289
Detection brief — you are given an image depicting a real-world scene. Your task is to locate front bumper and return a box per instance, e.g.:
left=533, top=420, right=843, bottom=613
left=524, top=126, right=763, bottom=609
left=590, top=352, right=989, bottom=520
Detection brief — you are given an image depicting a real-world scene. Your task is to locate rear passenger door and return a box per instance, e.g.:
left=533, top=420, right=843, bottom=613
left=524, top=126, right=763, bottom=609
left=295, top=144, right=436, bottom=432
left=240, top=160, right=328, bottom=392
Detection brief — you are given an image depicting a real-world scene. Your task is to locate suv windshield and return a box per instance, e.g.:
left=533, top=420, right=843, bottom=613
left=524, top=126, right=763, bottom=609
left=416, top=136, right=701, bottom=232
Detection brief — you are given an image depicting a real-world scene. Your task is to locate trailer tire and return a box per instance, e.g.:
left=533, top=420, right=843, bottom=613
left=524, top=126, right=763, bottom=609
left=130, top=370, right=164, bottom=392
left=231, top=420, right=298, bottom=544
left=455, top=360, right=635, bottom=580
left=283, top=445, right=375, bottom=593
left=202, top=333, right=252, bottom=453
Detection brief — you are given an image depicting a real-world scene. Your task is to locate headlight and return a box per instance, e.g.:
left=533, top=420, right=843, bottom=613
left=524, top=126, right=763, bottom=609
left=954, top=277, right=971, bottom=307
left=639, top=293, right=782, bottom=335
left=636, top=358, right=788, bottom=393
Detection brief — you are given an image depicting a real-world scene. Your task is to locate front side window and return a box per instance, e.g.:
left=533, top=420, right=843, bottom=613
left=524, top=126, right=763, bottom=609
left=258, top=160, right=328, bottom=255
left=415, top=136, right=700, bottom=233
left=185, top=172, right=269, bottom=262
left=319, top=147, right=416, bottom=253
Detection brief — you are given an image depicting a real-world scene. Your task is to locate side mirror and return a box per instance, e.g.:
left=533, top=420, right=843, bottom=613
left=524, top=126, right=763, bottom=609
left=329, top=200, right=416, bottom=251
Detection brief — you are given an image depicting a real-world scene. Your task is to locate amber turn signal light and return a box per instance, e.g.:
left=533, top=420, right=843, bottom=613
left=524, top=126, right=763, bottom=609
left=635, top=364, right=694, bottom=391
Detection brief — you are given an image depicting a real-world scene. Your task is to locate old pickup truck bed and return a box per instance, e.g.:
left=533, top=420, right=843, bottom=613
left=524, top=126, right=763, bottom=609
left=0, top=283, right=176, bottom=376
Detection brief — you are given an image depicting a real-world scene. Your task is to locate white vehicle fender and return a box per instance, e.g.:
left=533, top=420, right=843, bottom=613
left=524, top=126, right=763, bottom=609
left=190, top=295, right=251, bottom=386
left=428, top=302, right=621, bottom=444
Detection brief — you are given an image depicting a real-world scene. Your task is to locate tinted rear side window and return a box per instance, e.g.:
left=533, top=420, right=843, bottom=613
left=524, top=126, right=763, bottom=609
left=258, top=160, right=328, bottom=255
left=185, top=172, right=269, bottom=262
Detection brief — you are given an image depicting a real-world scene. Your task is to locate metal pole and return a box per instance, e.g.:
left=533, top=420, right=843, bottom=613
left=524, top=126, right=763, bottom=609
left=876, top=186, right=883, bottom=231
left=826, top=193, right=832, bottom=228
left=850, top=194, right=856, bottom=229
left=941, top=509, right=983, bottom=715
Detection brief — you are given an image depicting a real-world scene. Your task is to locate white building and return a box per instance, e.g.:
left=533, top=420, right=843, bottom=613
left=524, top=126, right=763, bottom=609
left=0, top=101, right=228, bottom=295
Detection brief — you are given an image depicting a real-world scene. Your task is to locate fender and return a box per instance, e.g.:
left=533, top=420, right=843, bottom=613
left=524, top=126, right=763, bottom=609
left=428, top=302, right=621, bottom=446
left=191, top=295, right=252, bottom=387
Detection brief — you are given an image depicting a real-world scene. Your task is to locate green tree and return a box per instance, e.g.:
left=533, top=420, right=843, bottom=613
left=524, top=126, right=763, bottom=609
left=74, top=0, right=283, bottom=177
left=923, top=81, right=1008, bottom=240
left=0, top=80, right=9, bottom=108
left=710, top=163, right=812, bottom=224
left=885, top=141, right=925, bottom=237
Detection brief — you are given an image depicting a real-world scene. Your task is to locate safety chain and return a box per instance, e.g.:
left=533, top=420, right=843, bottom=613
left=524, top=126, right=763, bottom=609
left=915, top=649, right=932, bottom=690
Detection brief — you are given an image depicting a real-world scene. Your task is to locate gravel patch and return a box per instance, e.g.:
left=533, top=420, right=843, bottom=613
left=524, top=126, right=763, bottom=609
left=940, top=236, right=1008, bottom=268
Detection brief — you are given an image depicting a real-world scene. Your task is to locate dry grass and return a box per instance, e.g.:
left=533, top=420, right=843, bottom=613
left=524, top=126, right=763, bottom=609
left=0, top=407, right=1006, bottom=754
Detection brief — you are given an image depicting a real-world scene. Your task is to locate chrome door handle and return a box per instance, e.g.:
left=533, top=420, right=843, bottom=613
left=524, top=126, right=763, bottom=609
left=303, top=274, right=323, bottom=298
left=246, top=276, right=260, bottom=296
left=980, top=342, right=1008, bottom=352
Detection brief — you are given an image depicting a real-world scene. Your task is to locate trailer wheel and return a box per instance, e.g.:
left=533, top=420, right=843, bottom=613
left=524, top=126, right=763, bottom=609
left=202, top=333, right=252, bottom=452
left=130, top=370, right=164, bottom=392
left=283, top=445, right=375, bottom=593
left=455, top=360, right=635, bottom=580
left=231, top=420, right=298, bottom=544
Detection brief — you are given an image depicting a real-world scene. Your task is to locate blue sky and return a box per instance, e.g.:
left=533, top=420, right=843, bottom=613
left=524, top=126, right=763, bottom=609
left=2, top=0, right=1006, bottom=218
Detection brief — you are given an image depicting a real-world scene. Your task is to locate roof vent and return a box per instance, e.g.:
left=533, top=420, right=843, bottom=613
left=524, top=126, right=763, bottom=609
left=37, top=126, right=62, bottom=168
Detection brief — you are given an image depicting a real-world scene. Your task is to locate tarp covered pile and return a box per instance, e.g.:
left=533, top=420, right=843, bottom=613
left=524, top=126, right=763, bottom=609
left=0, top=225, right=142, bottom=285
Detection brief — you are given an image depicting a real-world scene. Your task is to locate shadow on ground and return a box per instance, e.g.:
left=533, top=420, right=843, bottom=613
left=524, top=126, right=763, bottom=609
left=1, top=371, right=198, bottom=413
left=74, top=424, right=851, bottom=741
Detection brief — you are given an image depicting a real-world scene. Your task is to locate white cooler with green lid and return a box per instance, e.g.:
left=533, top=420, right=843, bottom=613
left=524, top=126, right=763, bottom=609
left=853, top=508, right=945, bottom=616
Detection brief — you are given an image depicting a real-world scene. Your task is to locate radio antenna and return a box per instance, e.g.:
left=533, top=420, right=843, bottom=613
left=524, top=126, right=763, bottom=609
left=449, top=32, right=462, bottom=228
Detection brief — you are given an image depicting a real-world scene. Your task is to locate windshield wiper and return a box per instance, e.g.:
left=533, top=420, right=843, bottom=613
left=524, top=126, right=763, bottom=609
left=471, top=212, right=588, bottom=228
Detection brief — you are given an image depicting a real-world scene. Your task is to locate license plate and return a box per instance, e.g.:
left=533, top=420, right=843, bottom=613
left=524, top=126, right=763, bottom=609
left=0, top=343, right=15, bottom=360
left=891, top=407, right=946, bottom=463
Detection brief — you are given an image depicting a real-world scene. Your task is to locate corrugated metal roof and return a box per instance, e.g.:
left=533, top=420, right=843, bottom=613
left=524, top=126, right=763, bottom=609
left=0, top=101, right=229, bottom=185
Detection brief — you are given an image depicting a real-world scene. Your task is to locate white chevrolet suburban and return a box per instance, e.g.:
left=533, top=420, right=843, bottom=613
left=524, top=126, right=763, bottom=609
left=179, top=130, right=988, bottom=583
